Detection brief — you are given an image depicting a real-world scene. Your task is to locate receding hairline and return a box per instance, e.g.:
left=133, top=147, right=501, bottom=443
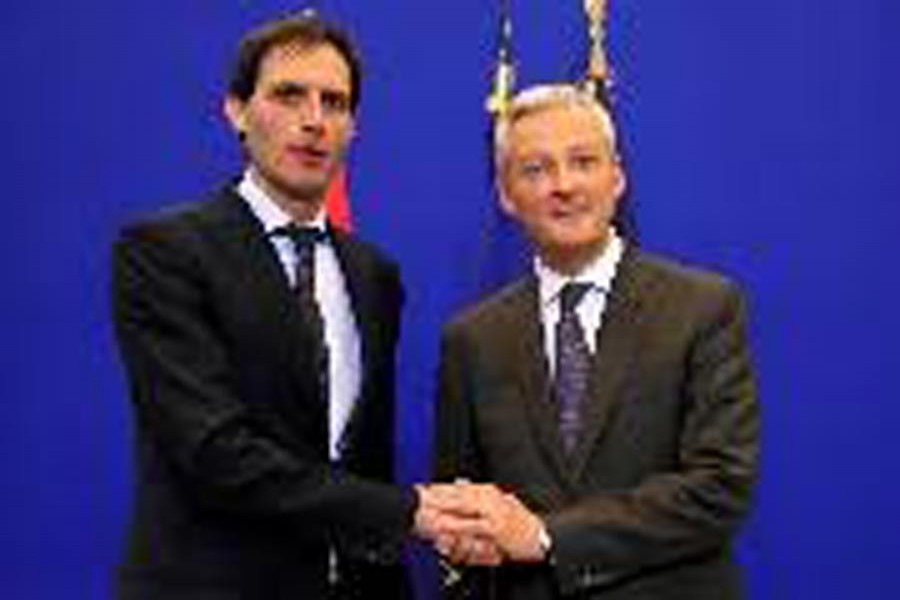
left=494, top=84, right=619, bottom=171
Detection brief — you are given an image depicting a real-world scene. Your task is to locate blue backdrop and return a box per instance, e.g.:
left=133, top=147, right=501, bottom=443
left=3, top=1, right=900, bottom=598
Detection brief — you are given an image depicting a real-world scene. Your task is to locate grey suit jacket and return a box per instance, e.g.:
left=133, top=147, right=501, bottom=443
left=112, top=185, right=414, bottom=599
left=436, top=247, right=759, bottom=600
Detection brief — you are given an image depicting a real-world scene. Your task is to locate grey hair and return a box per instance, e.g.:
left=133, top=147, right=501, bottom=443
left=494, top=84, right=619, bottom=172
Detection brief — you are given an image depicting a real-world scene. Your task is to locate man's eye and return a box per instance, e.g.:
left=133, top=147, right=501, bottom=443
left=321, top=92, right=350, bottom=113
left=571, top=154, right=600, bottom=170
left=518, top=161, right=548, bottom=179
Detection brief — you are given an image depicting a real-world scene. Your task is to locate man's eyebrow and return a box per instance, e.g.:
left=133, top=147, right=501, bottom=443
left=267, top=81, right=349, bottom=97
left=268, top=81, right=307, bottom=93
left=321, top=88, right=351, bottom=101
left=567, top=144, right=602, bottom=153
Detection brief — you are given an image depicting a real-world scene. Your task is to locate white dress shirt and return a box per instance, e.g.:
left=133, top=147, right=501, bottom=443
left=535, top=233, right=625, bottom=376
left=238, top=171, right=362, bottom=461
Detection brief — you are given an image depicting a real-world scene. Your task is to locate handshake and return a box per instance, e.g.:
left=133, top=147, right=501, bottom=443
left=412, top=481, right=549, bottom=566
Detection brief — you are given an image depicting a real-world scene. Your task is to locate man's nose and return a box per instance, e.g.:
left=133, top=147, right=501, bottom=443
left=298, top=95, right=325, bottom=131
left=549, top=164, right=578, bottom=195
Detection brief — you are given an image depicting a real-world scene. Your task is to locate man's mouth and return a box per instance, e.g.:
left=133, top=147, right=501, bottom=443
left=550, top=206, right=584, bottom=221
left=286, top=144, right=329, bottom=167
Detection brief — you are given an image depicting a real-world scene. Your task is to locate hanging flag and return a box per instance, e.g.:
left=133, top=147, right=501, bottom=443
left=473, top=0, right=530, bottom=296
left=325, top=166, right=353, bottom=232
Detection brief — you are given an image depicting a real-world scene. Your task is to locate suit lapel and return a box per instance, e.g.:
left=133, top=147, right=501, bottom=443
left=504, top=278, right=574, bottom=486
left=569, top=249, right=650, bottom=479
left=209, top=187, right=328, bottom=422
left=212, top=186, right=290, bottom=290
left=328, top=228, right=380, bottom=445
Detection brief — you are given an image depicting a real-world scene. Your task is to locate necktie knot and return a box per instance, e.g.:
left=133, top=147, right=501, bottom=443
left=270, top=224, right=325, bottom=296
left=271, top=224, right=328, bottom=248
left=559, top=282, right=591, bottom=314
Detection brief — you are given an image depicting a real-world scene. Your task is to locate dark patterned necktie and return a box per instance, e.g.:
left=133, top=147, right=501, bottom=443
left=273, top=225, right=329, bottom=402
left=554, top=282, right=593, bottom=454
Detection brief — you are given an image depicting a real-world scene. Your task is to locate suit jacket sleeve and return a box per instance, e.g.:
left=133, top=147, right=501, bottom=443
left=545, top=280, right=759, bottom=591
left=112, top=220, right=415, bottom=543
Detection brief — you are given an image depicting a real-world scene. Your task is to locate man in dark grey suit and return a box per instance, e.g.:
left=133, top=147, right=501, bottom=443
left=112, top=13, right=431, bottom=599
left=430, top=84, right=760, bottom=599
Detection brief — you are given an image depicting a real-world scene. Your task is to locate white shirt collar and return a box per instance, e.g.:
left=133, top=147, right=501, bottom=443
left=236, top=169, right=328, bottom=234
left=535, top=231, right=625, bottom=308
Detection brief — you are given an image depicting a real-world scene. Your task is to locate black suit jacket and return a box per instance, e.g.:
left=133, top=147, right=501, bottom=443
left=436, top=248, right=759, bottom=600
left=112, top=186, right=414, bottom=599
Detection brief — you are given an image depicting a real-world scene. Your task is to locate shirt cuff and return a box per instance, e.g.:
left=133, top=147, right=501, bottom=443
left=537, top=521, right=554, bottom=562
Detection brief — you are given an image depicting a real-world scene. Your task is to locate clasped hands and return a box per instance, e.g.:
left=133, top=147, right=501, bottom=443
left=414, top=481, right=547, bottom=566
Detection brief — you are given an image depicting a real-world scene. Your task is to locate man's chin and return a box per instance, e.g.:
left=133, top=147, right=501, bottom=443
left=540, top=226, right=607, bottom=248
left=540, top=234, right=608, bottom=258
left=278, top=176, right=331, bottom=204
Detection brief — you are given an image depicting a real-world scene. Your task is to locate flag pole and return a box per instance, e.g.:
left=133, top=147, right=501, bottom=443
left=582, top=0, right=639, bottom=241
left=486, top=0, right=515, bottom=119
left=582, top=0, right=612, bottom=106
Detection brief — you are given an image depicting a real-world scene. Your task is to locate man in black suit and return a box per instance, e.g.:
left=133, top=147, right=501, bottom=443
left=429, top=84, right=760, bottom=599
left=112, top=13, right=429, bottom=599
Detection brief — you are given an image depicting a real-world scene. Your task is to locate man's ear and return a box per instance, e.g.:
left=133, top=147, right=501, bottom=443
left=495, top=170, right=519, bottom=218
left=223, top=96, right=247, bottom=138
left=613, top=165, right=627, bottom=200
left=496, top=181, right=518, bottom=218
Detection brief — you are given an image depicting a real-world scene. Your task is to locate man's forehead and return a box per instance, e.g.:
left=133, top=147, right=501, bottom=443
left=514, top=103, right=600, bottom=130
left=257, top=42, right=351, bottom=88
left=508, top=107, right=605, bottom=152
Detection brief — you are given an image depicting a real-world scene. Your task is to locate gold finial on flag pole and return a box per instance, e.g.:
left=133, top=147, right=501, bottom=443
left=583, top=0, right=612, bottom=99
left=486, top=0, right=515, bottom=118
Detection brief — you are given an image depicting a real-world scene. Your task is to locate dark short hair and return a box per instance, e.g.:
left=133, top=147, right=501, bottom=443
left=227, top=12, right=363, bottom=111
